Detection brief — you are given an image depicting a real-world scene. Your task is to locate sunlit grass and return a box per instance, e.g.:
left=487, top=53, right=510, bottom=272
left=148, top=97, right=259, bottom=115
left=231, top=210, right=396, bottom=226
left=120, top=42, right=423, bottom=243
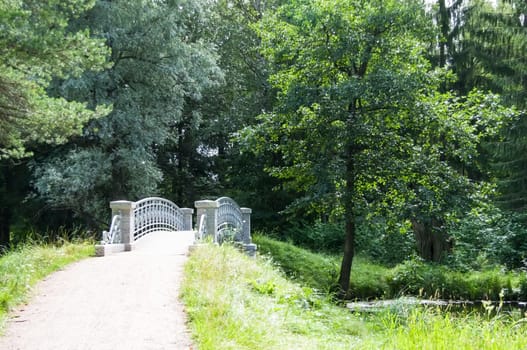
left=182, top=243, right=527, bottom=349
left=0, top=243, right=94, bottom=330
left=181, top=243, right=366, bottom=349
left=364, top=307, right=527, bottom=349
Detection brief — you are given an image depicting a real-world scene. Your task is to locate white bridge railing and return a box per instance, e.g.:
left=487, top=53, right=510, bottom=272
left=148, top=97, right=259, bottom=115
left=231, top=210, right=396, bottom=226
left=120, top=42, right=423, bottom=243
left=96, top=196, right=256, bottom=257
left=134, top=197, right=185, bottom=240
left=96, top=197, right=193, bottom=256
left=195, top=197, right=256, bottom=256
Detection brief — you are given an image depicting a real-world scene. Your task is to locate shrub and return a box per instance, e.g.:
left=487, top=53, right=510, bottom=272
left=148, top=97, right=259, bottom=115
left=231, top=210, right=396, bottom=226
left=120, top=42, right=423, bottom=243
left=387, top=258, right=521, bottom=300
left=447, top=205, right=527, bottom=270
left=282, top=220, right=344, bottom=253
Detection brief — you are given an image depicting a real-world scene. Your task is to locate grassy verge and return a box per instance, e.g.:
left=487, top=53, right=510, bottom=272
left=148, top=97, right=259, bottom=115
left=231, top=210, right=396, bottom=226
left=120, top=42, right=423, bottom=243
left=182, top=243, right=527, bottom=349
left=365, top=306, right=527, bottom=349
left=0, top=243, right=94, bottom=328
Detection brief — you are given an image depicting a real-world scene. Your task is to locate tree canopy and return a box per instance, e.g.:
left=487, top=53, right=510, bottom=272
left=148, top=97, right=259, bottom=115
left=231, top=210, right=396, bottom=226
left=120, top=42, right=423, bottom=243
left=0, top=0, right=110, bottom=159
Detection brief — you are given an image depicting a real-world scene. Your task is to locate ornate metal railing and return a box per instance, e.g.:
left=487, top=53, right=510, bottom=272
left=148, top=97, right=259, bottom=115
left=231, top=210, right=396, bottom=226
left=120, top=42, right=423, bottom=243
left=133, top=197, right=184, bottom=240
left=216, top=197, right=244, bottom=243
left=102, top=214, right=121, bottom=244
left=197, top=212, right=207, bottom=241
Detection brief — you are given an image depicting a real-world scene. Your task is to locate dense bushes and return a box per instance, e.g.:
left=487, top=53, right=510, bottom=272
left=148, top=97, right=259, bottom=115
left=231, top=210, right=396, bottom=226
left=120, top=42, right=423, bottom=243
left=281, top=220, right=416, bottom=265
left=447, top=206, right=527, bottom=270
left=281, top=220, right=344, bottom=253
left=386, top=257, right=521, bottom=300
left=279, top=200, right=527, bottom=272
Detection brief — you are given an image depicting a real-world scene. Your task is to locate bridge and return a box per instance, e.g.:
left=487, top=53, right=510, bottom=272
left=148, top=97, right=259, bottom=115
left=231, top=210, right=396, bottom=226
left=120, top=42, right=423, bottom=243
left=95, top=196, right=257, bottom=257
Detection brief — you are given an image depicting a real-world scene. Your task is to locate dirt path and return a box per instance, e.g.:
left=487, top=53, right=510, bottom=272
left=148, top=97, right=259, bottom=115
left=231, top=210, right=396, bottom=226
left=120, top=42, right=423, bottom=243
left=0, top=231, right=195, bottom=350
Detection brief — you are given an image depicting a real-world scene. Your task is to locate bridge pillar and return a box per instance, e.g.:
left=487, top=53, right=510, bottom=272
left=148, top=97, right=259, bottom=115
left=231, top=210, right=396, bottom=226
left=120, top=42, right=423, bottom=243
left=110, top=200, right=136, bottom=251
left=194, top=200, right=219, bottom=242
left=240, top=208, right=257, bottom=257
left=180, top=208, right=194, bottom=230
left=240, top=208, right=252, bottom=244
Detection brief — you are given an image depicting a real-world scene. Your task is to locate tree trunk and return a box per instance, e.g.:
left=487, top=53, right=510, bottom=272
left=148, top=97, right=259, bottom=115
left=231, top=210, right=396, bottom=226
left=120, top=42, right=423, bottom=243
left=411, top=219, right=451, bottom=262
left=338, top=212, right=355, bottom=297
left=338, top=117, right=358, bottom=297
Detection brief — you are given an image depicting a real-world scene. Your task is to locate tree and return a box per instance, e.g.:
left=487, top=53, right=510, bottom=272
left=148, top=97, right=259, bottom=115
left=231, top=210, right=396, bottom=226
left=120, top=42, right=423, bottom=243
left=32, top=0, right=222, bottom=226
left=244, top=0, right=511, bottom=295
left=459, top=0, right=527, bottom=214
left=0, top=0, right=111, bottom=249
left=0, top=0, right=110, bottom=159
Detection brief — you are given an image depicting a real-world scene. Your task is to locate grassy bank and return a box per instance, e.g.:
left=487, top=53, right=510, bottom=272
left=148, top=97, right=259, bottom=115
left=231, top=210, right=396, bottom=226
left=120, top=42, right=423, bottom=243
left=182, top=243, right=366, bottom=349
left=0, top=243, right=94, bottom=328
left=181, top=243, right=527, bottom=349
left=254, top=235, right=525, bottom=301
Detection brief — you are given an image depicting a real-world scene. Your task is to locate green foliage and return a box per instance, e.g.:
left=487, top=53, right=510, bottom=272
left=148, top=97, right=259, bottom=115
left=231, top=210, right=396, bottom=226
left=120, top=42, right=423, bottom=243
left=282, top=220, right=344, bottom=253
left=0, top=0, right=111, bottom=159
left=446, top=202, right=527, bottom=270
left=386, top=257, right=521, bottom=300
left=355, top=221, right=416, bottom=266
left=0, top=242, right=94, bottom=328
left=32, top=0, right=223, bottom=225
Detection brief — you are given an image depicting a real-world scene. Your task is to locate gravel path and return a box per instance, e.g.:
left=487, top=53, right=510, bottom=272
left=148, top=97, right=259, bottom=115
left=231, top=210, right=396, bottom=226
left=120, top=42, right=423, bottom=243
left=0, top=231, right=195, bottom=350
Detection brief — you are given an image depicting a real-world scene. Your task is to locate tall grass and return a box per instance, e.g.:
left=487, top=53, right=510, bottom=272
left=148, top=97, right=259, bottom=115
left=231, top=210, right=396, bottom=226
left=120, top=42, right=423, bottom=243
left=181, top=244, right=366, bottom=349
left=0, top=243, right=94, bottom=329
left=366, top=307, right=527, bottom=349
left=182, top=243, right=527, bottom=349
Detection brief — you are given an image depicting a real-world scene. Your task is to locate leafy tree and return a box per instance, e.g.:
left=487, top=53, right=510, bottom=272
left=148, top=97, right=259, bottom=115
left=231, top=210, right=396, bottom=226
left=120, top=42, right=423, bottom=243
left=244, top=0, right=511, bottom=295
left=167, top=0, right=293, bottom=225
left=32, top=0, right=222, bottom=226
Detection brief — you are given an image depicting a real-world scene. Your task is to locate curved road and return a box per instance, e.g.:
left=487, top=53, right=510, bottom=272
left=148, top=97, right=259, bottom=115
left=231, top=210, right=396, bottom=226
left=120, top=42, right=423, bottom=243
left=0, top=231, right=195, bottom=350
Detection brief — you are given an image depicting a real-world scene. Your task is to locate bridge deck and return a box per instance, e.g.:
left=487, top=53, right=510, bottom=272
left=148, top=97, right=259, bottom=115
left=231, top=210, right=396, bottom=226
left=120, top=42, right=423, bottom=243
left=0, top=231, right=196, bottom=350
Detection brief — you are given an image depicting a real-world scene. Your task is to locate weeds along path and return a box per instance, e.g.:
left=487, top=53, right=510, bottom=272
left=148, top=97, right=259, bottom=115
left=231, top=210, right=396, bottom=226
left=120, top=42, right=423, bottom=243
left=0, top=231, right=195, bottom=350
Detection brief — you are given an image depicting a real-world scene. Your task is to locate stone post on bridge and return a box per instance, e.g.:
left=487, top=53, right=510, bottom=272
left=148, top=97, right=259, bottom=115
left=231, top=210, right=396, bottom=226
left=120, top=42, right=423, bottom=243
left=194, top=200, right=219, bottom=242
left=240, top=208, right=252, bottom=244
left=180, top=208, right=194, bottom=231
left=110, top=200, right=136, bottom=251
left=240, top=207, right=257, bottom=257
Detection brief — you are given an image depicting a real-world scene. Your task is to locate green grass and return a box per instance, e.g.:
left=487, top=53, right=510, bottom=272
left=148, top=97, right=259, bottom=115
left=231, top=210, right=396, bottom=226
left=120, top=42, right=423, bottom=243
left=255, top=235, right=391, bottom=299
left=182, top=243, right=527, bottom=349
left=0, top=243, right=94, bottom=329
left=182, top=243, right=366, bottom=349
left=365, top=307, right=527, bottom=349
left=255, top=235, right=525, bottom=301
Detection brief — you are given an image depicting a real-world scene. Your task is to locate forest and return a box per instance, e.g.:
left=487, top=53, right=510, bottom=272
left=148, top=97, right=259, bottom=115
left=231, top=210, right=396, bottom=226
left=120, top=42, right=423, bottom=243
left=1, top=0, right=527, bottom=298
